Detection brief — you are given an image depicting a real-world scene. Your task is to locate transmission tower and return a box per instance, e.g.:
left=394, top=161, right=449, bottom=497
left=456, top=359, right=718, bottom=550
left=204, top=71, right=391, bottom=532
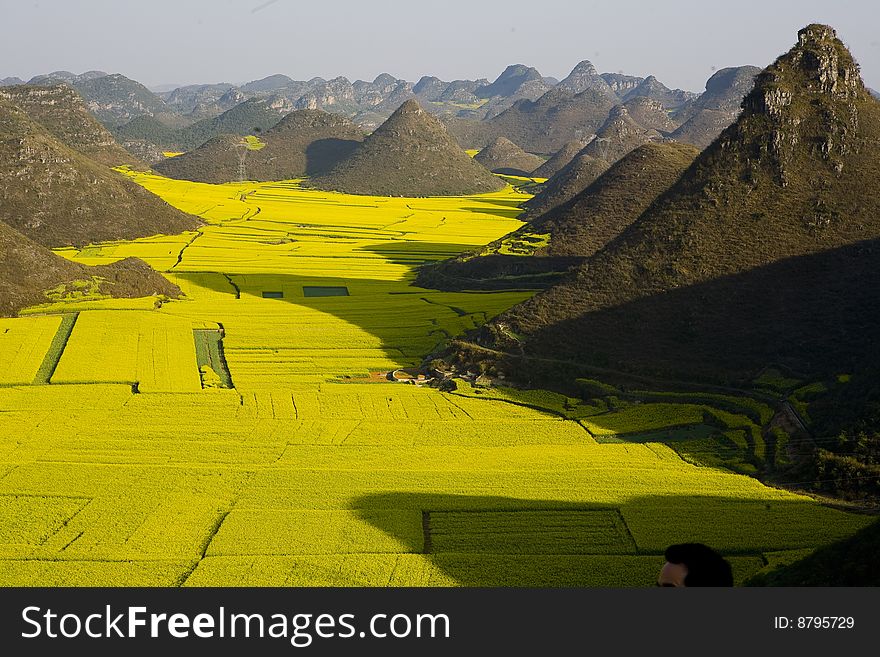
left=235, top=142, right=249, bottom=182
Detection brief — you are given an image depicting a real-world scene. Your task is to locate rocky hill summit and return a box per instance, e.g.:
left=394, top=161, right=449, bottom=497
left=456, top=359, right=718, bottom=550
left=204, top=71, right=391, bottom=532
left=0, top=84, right=142, bottom=167
left=670, top=66, right=761, bottom=148
left=0, top=97, right=199, bottom=247
left=556, top=61, right=616, bottom=98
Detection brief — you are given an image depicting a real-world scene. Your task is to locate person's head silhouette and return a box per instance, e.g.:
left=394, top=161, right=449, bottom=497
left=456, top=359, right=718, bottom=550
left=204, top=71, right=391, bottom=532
left=658, top=543, right=734, bottom=587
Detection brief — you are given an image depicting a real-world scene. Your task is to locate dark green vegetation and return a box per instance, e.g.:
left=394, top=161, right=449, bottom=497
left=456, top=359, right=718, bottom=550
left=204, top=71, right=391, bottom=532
left=473, top=137, right=544, bottom=175
left=307, top=100, right=505, bottom=196
left=116, top=99, right=285, bottom=154
left=165, top=99, right=284, bottom=151
left=302, top=286, right=350, bottom=297
left=73, top=74, right=170, bottom=125
left=0, top=96, right=200, bottom=248
left=786, top=370, right=880, bottom=501
left=154, top=110, right=365, bottom=183
left=527, top=142, right=700, bottom=257
left=746, top=517, right=880, bottom=585
left=33, top=313, right=78, bottom=384
left=521, top=150, right=610, bottom=219
left=112, top=114, right=177, bottom=146
left=531, top=139, right=588, bottom=178
left=30, top=72, right=172, bottom=126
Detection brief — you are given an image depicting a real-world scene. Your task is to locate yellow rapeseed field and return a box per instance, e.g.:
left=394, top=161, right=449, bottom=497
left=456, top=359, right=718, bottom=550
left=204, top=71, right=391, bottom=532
left=0, top=172, right=871, bottom=587
left=0, top=316, right=62, bottom=384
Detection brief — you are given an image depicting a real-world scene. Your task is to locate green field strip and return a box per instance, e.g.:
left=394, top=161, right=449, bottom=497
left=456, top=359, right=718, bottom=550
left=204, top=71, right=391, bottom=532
left=32, top=313, right=78, bottom=385
left=193, top=329, right=234, bottom=388
left=426, top=509, right=637, bottom=555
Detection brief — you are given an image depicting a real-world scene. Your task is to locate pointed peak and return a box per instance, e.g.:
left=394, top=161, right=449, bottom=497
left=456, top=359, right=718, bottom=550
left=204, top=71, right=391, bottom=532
left=373, top=73, right=397, bottom=85
left=744, top=23, right=866, bottom=119
left=639, top=76, right=667, bottom=90
left=570, top=60, right=598, bottom=75
left=788, top=23, right=865, bottom=99
left=390, top=98, right=425, bottom=116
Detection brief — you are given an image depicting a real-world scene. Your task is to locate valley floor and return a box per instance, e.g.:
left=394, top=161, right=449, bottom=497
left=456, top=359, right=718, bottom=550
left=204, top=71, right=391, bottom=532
left=0, top=174, right=870, bottom=586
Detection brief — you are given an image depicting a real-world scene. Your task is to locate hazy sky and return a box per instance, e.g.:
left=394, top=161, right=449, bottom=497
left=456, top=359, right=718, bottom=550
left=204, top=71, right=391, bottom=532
left=3, top=0, right=878, bottom=92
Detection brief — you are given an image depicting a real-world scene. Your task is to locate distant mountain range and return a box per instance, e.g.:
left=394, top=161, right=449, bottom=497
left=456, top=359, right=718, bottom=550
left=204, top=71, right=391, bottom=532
left=0, top=60, right=766, bottom=174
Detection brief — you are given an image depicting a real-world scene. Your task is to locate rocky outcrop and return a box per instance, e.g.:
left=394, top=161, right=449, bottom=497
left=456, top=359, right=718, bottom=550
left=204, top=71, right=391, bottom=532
left=0, top=84, right=142, bottom=167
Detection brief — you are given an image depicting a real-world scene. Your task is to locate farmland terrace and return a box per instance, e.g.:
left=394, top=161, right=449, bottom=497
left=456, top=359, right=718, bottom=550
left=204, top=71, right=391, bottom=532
left=0, top=171, right=870, bottom=586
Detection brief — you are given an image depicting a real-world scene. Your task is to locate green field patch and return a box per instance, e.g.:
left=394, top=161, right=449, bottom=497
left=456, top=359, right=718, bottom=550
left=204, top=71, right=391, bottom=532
left=581, top=403, right=709, bottom=437
left=427, top=509, right=636, bottom=555
left=595, top=424, right=718, bottom=444
left=752, top=368, right=802, bottom=392
left=303, top=286, right=350, bottom=297
left=193, top=329, right=233, bottom=389
left=32, top=313, right=78, bottom=385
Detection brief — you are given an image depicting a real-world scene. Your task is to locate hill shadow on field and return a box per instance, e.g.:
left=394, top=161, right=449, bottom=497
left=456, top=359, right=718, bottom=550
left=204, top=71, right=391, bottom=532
left=350, top=491, right=871, bottom=587
left=169, top=260, right=515, bottom=372
left=353, top=241, right=479, bottom=266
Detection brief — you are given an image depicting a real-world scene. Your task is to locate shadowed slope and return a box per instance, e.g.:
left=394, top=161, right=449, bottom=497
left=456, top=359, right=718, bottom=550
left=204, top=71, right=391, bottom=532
left=531, top=142, right=700, bottom=257
left=0, top=220, right=180, bottom=316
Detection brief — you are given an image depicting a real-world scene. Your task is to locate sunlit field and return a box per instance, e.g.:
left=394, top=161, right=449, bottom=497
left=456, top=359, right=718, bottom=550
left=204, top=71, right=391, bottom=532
left=0, top=172, right=871, bottom=586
